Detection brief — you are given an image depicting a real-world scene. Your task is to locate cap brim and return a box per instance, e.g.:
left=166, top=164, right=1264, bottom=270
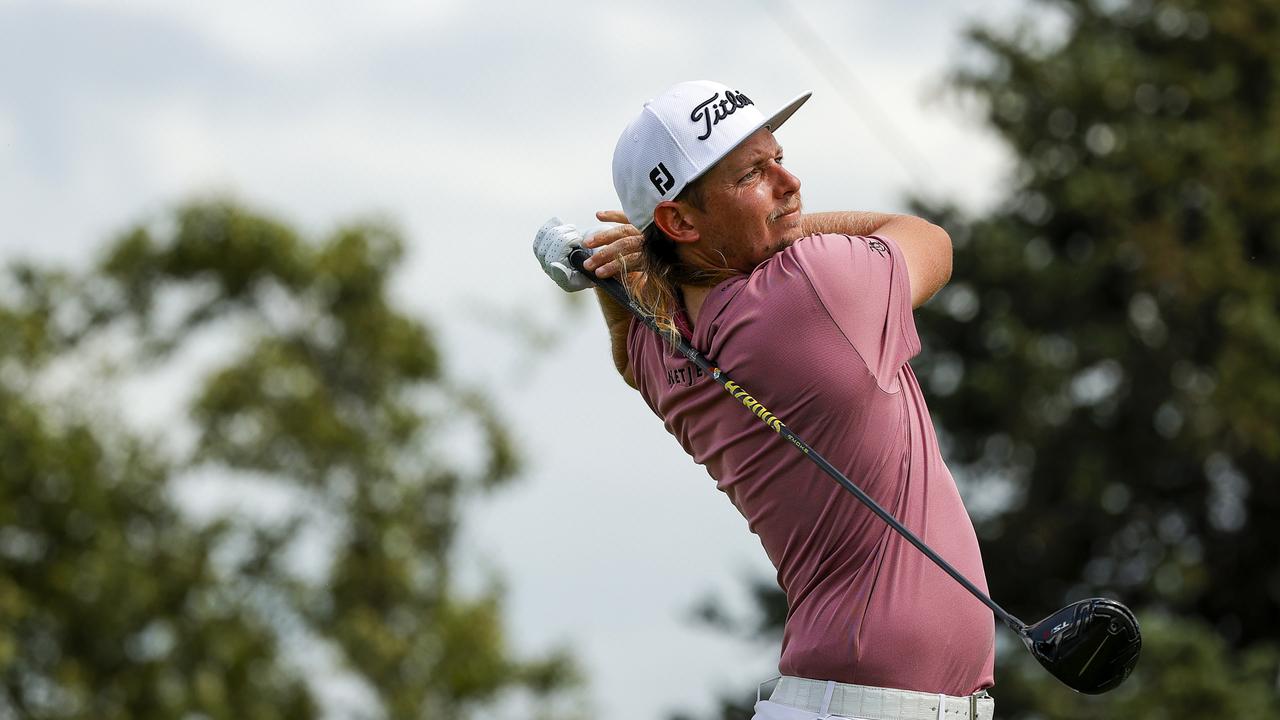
left=682, top=91, right=812, bottom=190
left=764, top=91, right=812, bottom=133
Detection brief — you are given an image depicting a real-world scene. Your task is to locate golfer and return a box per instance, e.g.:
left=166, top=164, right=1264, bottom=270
left=534, top=80, right=995, bottom=720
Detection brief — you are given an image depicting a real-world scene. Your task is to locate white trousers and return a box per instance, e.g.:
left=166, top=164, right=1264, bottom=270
left=751, top=677, right=995, bottom=720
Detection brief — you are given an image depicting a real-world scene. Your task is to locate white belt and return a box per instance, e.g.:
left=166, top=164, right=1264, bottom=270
left=764, top=676, right=995, bottom=720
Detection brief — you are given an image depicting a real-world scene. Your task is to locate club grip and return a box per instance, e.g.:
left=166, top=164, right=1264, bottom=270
left=568, top=247, right=593, bottom=274
left=569, top=247, right=631, bottom=308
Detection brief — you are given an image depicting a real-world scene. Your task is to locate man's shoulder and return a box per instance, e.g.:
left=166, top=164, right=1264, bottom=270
left=756, top=232, right=859, bottom=280
left=770, top=232, right=899, bottom=279
left=703, top=234, right=875, bottom=326
left=786, top=231, right=887, bottom=256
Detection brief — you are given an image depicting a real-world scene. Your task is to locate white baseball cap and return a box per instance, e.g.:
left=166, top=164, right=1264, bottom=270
left=612, top=80, right=811, bottom=230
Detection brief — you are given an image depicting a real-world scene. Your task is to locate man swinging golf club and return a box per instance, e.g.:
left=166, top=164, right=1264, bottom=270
left=533, top=80, right=1138, bottom=720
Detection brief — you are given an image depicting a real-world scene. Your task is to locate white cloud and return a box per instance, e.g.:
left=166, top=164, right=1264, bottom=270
left=64, top=0, right=465, bottom=69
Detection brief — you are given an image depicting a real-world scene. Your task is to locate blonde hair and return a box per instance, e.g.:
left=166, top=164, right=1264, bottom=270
left=625, top=220, right=740, bottom=346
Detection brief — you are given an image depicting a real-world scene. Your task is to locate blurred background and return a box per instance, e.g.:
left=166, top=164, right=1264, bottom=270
left=2, top=0, right=1277, bottom=718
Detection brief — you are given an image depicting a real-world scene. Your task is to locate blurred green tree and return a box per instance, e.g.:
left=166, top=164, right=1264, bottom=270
left=0, top=201, right=576, bottom=719
left=992, top=612, right=1279, bottom=719
left=676, top=0, right=1279, bottom=717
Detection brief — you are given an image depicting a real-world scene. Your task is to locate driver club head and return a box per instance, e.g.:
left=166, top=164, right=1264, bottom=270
left=1023, top=597, right=1141, bottom=694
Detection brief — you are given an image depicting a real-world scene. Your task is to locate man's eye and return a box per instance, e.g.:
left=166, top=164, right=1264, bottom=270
left=739, top=169, right=759, bottom=183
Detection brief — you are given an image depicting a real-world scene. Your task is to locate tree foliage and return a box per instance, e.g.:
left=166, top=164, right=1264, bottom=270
left=0, top=201, right=575, bottom=718
left=678, top=0, right=1280, bottom=716
left=921, top=0, right=1280, bottom=632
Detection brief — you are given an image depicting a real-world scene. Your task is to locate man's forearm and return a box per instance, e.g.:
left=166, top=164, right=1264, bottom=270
left=801, top=211, right=899, bottom=237
left=803, top=211, right=953, bottom=308
left=595, top=286, right=635, bottom=388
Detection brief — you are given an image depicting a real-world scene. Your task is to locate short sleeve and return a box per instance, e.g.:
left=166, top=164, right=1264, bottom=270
left=791, top=233, right=921, bottom=391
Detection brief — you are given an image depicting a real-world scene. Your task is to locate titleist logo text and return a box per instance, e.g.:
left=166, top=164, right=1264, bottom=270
left=690, top=90, right=754, bottom=141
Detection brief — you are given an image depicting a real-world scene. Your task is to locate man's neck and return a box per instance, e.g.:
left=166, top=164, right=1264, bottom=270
left=680, top=284, right=713, bottom=329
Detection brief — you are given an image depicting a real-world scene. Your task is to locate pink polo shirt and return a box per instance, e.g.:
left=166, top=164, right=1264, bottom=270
left=627, top=233, right=995, bottom=695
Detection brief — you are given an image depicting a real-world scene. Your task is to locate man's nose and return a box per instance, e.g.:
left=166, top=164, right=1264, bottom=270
left=771, top=164, right=801, bottom=196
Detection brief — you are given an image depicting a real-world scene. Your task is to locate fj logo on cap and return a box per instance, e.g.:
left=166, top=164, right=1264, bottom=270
left=691, top=90, right=754, bottom=141
left=649, top=162, right=675, bottom=195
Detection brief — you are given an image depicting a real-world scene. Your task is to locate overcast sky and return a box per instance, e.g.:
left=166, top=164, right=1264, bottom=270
left=0, top=1, right=1052, bottom=718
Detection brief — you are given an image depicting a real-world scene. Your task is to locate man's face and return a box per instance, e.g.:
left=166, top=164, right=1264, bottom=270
left=683, top=127, right=803, bottom=272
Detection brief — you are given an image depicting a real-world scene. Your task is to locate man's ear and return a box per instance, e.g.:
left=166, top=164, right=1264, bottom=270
left=653, top=201, right=700, bottom=245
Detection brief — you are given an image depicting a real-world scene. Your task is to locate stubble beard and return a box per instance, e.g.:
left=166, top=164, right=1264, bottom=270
left=771, top=196, right=805, bottom=251
left=702, top=195, right=806, bottom=271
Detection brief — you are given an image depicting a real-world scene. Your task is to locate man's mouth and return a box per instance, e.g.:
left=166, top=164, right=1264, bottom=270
left=771, top=201, right=802, bottom=222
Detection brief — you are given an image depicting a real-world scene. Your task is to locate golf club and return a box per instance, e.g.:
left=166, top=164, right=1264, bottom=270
left=570, top=247, right=1141, bottom=695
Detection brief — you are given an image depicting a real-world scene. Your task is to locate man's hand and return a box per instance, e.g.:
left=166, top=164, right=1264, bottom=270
left=580, top=210, right=644, bottom=280
left=533, top=217, right=594, bottom=292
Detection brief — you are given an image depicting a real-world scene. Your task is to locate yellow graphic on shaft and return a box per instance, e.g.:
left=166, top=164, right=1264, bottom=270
left=723, top=380, right=785, bottom=434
